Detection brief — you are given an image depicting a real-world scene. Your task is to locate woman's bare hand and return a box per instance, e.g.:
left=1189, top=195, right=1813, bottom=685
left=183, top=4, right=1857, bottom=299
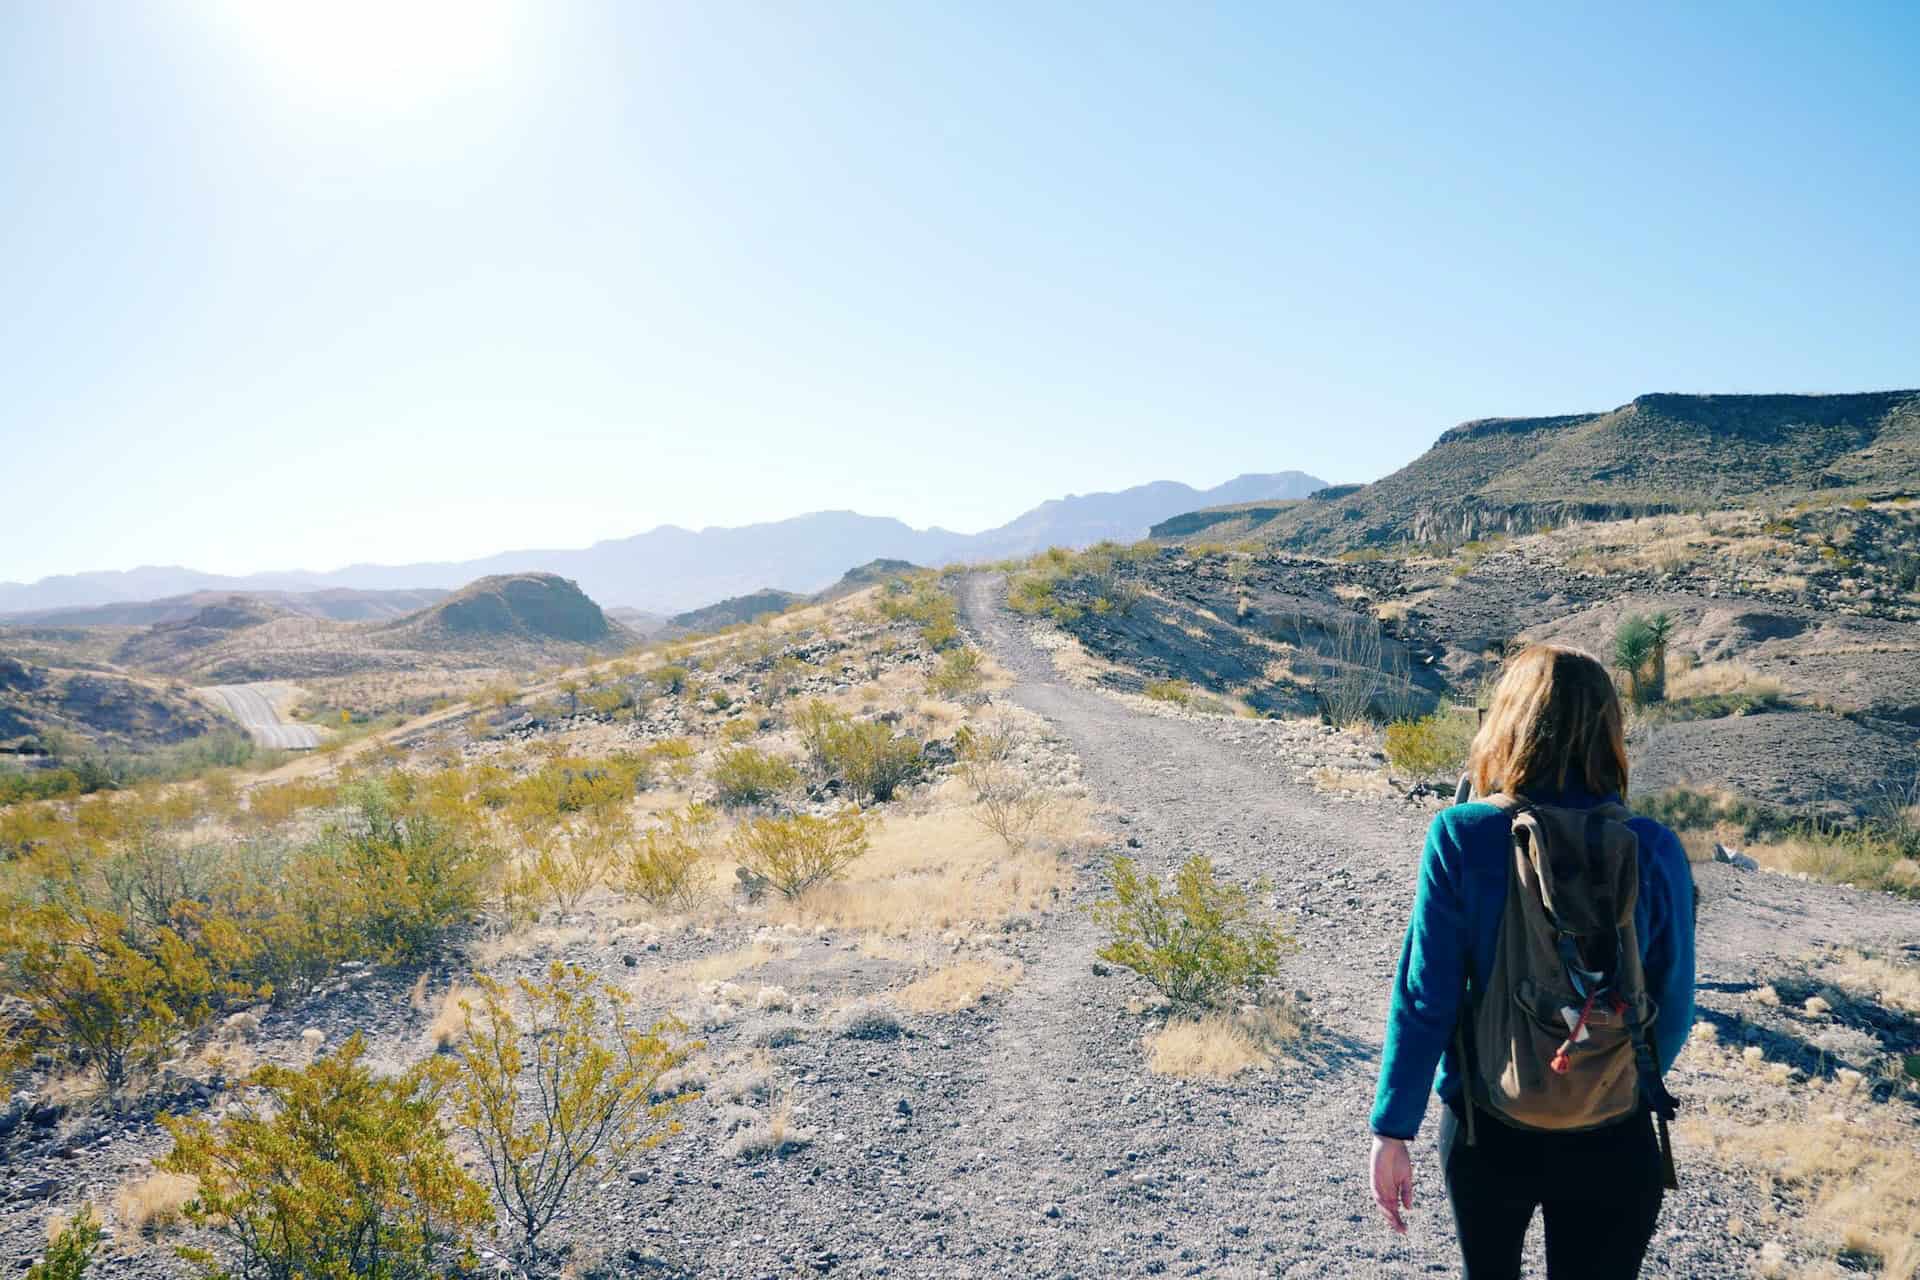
left=1370, top=1135, right=1414, bottom=1232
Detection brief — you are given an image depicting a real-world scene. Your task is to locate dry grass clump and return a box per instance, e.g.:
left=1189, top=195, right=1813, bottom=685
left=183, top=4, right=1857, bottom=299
left=723, top=1095, right=813, bottom=1161
left=1682, top=1075, right=1920, bottom=1279
left=895, top=958, right=1024, bottom=1012
left=1815, top=948, right=1920, bottom=1015
left=1143, top=1001, right=1305, bottom=1080
left=774, top=806, right=1071, bottom=935
left=1308, top=766, right=1392, bottom=797
left=671, top=943, right=782, bottom=986
left=1144, top=1014, right=1271, bottom=1079
left=424, top=983, right=484, bottom=1050
left=1666, top=661, right=1785, bottom=702
left=112, top=1170, right=197, bottom=1240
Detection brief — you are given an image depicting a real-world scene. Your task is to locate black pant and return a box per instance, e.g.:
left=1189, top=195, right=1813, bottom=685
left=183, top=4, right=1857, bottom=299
left=1438, top=1099, right=1664, bottom=1280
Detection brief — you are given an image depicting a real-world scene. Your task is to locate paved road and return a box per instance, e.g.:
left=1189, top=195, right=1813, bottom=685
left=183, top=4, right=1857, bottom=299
left=202, top=682, right=321, bottom=750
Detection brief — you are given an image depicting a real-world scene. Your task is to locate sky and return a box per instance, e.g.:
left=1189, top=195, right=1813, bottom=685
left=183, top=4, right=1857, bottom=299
left=2, top=1, right=1916, bottom=583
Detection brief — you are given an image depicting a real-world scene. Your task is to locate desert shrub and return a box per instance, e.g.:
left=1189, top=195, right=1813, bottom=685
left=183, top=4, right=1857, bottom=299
left=643, top=737, right=697, bottom=784
left=1290, top=609, right=1415, bottom=727
left=1006, top=574, right=1057, bottom=616
left=791, top=700, right=845, bottom=779
left=648, top=664, right=690, bottom=694
left=1143, top=679, right=1192, bottom=706
left=580, top=685, right=634, bottom=716
left=729, top=809, right=870, bottom=899
left=621, top=806, right=717, bottom=909
left=529, top=816, right=624, bottom=913
left=443, top=964, right=695, bottom=1268
left=874, top=579, right=961, bottom=650
left=954, top=723, right=1050, bottom=850
left=1384, top=709, right=1478, bottom=779
left=821, top=719, right=922, bottom=803
left=323, top=785, right=496, bottom=962
left=161, top=1034, right=489, bottom=1280
left=3, top=905, right=243, bottom=1090
left=926, top=648, right=984, bottom=697
left=710, top=746, right=800, bottom=809
left=1092, top=855, right=1294, bottom=1009
left=27, top=1207, right=102, bottom=1280
left=507, top=755, right=647, bottom=822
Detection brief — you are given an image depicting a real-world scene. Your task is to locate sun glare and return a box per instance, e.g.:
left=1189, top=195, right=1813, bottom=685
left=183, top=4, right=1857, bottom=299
left=202, top=0, right=525, bottom=118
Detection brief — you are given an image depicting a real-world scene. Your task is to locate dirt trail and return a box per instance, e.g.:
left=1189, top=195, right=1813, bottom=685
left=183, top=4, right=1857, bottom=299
left=939, top=573, right=1918, bottom=1277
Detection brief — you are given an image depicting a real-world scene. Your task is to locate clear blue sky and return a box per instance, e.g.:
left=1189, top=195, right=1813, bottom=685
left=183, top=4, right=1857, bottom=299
left=2, top=1, right=1915, bottom=583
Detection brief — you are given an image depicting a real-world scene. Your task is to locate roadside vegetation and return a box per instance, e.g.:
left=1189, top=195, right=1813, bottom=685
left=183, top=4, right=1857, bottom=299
left=0, top=573, right=1105, bottom=1266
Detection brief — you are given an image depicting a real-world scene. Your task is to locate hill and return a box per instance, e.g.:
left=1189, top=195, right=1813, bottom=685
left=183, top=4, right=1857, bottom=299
left=90, top=575, right=631, bottom=685
left=1153, top=391, right=1920, bottom=551
left=387, top=573, right=618, bottom=646
left=667, top=588, right=807, bottom=634
left=0, top=586, right=448, bottom=627
left=0, top=473, right=1327, bottom=615
left=0, top=655, right=224, bottom=754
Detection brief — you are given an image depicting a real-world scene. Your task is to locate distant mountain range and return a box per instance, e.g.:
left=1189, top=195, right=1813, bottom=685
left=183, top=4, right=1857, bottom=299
left=0, top=472, right=1326, bottom=616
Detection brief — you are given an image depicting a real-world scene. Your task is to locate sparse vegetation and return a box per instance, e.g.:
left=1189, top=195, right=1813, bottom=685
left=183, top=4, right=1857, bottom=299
left=1092, top=855, right=1294, bottom=1009
left=620, top=805, right=717, bottom=909
left=710, top=745, right=800, bottom=808
left=1383, top=708, right=1477, bottom=779
left=161, top=1033, right=490, bottom=1280
left=729, top=809, right=871, bottom=899
left=442, top=964, right=696, bottom=1268
left=26, top=1207, right=102, bottom=1280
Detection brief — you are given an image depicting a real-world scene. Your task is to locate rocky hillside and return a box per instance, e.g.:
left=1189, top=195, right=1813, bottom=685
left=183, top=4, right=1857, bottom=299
left=1157, top=391, right=1920, bottom=552
left=0, top=656, right=223, bottom=753
left=1023, top=498, right=1920, bottom=820
left=667, top=588, right=807, bottom=634
left=387, top=573, right=618, bottom=646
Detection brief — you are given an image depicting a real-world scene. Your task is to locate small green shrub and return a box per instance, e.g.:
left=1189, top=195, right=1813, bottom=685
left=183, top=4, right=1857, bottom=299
left=729, top=809, right=871, bottom=899
left=621, top=806, right=716, bottom=908
left=823, top=720, right=921, bottom=803
left=648, top=665, right=690, bottom=695
left=710, top=747, right=800, bottom=809
left=926, top=648, right=984, bottom=697
left=1143, top=679, right=1193, bottom=706
left=27, top=1207, right=102, bottom=1280
left=1092, top=855, right=1294, bottom=1009
left=444, top=964, right=695, bottom=1268
left=163, top=1035, right=488, bottom=1280
left=1384, top=710, right=1478, bottom=779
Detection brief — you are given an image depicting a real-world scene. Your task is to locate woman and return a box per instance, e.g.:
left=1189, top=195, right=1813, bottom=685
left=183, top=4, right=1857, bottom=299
left=1367, top=644, right=1695, bottom=1279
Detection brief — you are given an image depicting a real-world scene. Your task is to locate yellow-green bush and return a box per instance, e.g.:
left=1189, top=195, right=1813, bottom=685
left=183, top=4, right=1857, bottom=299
left=1092, top=855, right=1294, bottom=1009
left=729, top=809, right=870, bottom=899
left=1143, top=679, right=1192, bottom=706
left=26, top=1207, right=102, bottom=1280
left=1383, top=709, right=1478, bottom=779
left=620, top=806, right=716, bottom=909
left=442, top=965, right=694, bottom=1267
left=926, top=648, right=984, bottom=697
left=710, top=746, right=800, bottom=809
left=162, top=1033, right=489, bottom=1280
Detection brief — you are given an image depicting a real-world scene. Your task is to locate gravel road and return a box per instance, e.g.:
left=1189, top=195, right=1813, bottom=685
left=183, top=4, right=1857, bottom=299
left=201, top=682, right=321, bottom=750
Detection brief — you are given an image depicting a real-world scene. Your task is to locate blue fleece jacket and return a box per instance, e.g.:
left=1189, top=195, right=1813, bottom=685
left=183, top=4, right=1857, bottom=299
left=1369, top=786, right=1696, bottom=1140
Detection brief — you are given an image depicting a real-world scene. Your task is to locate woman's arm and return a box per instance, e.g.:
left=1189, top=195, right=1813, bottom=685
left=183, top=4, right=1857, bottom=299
left=1639, top=824, right=1697, bottom=1073
left=1369, top=814, right=1471, bottom=1139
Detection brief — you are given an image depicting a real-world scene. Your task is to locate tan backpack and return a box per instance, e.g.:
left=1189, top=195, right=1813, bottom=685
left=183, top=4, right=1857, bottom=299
left=1456, top=794, right=1679, bottom=1186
